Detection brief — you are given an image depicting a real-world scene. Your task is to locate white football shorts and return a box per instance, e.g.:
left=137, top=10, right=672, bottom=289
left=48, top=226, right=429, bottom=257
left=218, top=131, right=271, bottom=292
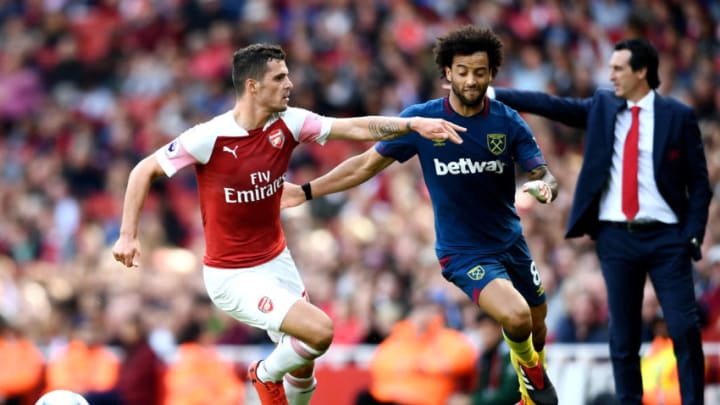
left=203, top=247, right=307, bottom=343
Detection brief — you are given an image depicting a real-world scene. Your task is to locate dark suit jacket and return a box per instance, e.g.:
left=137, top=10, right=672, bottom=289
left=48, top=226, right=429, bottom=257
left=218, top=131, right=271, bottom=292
left=495, top=88, right=712, bottom=247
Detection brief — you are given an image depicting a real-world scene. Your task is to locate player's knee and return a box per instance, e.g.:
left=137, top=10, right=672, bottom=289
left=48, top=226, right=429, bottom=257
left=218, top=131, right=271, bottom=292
left=498, top=304, right=532, bottom=334
left=305, top=314, right=334, bottom=352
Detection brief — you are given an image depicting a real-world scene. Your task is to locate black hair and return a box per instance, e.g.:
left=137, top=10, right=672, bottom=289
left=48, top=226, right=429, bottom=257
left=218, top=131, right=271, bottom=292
left=231, top=43, right=286, bottom=96
left=614, top=38, right=661, bottom=89
left=433, top=25, right=504, bottom=78
left=176, top=320, right=203, bottom=345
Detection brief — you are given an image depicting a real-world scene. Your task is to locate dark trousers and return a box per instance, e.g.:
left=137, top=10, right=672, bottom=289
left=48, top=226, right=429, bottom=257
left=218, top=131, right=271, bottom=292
left=596, top=223, right=705, bottom=405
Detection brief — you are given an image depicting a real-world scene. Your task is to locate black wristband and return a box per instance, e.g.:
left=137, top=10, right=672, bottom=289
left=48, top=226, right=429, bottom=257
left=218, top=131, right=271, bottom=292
left=301, top=182, right=313, bottom=201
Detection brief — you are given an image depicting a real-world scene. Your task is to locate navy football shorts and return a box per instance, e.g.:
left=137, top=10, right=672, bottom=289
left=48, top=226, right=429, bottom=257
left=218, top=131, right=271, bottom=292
left=439, top=236, right=547, bottom=307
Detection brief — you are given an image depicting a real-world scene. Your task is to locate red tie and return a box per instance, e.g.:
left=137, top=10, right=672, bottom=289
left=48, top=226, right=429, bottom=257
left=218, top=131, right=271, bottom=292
left=622, top=106, right=641, bottom=221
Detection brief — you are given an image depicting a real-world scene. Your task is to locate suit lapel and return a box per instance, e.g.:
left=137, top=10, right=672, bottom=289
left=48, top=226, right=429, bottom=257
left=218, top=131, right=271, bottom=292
left=653, top=95, right=670, bottom=172
left=608, top=97, right=626, bottom=149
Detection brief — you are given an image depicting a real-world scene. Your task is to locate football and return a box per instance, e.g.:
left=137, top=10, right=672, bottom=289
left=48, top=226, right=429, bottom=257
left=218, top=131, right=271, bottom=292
left=35, top=390, right=89, bottom=405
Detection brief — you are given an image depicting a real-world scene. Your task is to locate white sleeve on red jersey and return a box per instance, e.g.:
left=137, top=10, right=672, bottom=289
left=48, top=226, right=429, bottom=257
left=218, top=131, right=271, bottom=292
left=280, top=107, right=333, bottom=145
left=154, top=119, right=221, bottom=177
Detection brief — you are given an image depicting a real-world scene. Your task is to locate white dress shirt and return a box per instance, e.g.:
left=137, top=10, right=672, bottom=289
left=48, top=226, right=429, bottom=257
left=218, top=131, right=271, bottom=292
left=598, top=91, right=678, bottom=223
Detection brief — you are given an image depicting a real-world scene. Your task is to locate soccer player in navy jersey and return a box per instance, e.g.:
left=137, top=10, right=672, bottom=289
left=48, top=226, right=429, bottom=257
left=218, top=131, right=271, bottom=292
left=281, top=26, right=558, bottom=405
left=111, top=43, right=464, bottom=405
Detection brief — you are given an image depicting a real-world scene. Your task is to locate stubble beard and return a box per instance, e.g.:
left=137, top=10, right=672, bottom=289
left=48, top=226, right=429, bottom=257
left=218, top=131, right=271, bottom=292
left=451, top=83, right=485, bottom=108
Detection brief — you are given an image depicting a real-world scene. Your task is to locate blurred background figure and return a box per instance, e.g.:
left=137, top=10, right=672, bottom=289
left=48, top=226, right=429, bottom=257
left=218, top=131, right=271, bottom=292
left=162, top=320, right=244, bottom=405
left=699, top=245, right=720, bottom=341
left=641, top=310, right=681, bottom=405
left=448, top=310, right=521, bottom=405
left=44, top=320, right=119, bottom=395
left=0, top=316, right=44, bottom=405
left=356, top=293, right=476, bottom=405
left=553, top=272, right=609, bottom=343
left=82, top=314, right=165, bottom=405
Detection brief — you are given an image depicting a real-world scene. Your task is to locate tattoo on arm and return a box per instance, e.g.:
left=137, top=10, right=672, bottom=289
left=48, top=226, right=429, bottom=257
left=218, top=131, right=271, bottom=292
left=368, top=120, right=403, bottom=141
left=528, top=165, right=559, bottom=201
left=527, top=166, right=547, bottom=180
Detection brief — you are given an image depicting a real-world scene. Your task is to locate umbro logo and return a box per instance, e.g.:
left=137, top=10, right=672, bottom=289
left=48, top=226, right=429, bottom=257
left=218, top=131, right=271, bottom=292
left=223, top=145, right=238, bottom=159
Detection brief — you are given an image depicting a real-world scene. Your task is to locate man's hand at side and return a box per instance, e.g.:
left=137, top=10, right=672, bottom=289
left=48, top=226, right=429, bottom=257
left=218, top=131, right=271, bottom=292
left=522, top=180, right=552, bottom=204
left=112, top=235, right=141, bottom=268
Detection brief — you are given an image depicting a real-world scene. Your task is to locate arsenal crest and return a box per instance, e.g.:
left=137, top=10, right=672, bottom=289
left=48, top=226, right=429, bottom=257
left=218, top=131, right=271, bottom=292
left=268, top=129, right=285, bottom=149
left=258, top=296, right=274, bottom=313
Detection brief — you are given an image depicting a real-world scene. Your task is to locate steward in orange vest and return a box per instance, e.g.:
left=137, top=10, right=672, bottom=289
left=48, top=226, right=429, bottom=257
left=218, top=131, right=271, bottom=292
left=368, top=299, right=477, bottom=405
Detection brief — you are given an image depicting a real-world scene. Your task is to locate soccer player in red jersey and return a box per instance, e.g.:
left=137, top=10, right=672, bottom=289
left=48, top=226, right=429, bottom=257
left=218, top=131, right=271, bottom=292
left=111, top=43, right=464, bottom=405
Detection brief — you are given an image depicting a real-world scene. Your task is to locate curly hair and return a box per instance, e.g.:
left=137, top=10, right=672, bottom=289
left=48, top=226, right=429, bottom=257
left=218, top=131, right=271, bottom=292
left=433, top=26, right=503, bottom=78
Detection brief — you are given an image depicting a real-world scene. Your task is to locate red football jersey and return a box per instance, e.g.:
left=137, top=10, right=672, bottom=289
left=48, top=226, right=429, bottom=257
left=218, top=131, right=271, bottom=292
left=155, top=107, right=332, bottom=268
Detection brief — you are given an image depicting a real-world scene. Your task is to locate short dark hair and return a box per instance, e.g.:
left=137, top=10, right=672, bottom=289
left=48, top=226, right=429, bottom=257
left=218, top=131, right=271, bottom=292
left=232, top=43, right=286, bottom=96
left=614, top=38, right=660, bottom=89
left=433, top=25, right=503, bottom=78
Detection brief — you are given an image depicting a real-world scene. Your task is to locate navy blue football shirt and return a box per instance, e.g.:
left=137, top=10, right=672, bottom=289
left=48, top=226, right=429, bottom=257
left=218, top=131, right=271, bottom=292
left=375, top=96, right=546, bottom=257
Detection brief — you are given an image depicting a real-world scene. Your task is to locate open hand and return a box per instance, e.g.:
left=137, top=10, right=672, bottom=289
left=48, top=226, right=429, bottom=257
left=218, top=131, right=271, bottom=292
left=410, top=117, right=465, bottom=145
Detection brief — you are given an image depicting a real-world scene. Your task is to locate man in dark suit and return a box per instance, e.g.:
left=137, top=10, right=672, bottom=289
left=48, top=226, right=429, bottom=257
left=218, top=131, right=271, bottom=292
left=491, top=38, right=712, bottom=405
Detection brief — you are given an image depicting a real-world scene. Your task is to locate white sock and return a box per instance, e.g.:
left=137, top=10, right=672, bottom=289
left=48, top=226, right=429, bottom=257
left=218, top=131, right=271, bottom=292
left=258, top=335, right=324, bottom=382
left=284, top=373, right=317, bottom=405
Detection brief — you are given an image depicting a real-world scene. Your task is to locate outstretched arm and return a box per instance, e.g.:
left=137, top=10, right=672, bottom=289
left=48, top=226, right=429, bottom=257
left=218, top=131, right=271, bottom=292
left=489, top=87, right=591, bottom=129
left=112, top=155, right=166, bottom=268
left=521, top=165, right=558, bottom=204
left=328, top=116, right=465, bottom=144
left=281, top=147, right=395, bottom=209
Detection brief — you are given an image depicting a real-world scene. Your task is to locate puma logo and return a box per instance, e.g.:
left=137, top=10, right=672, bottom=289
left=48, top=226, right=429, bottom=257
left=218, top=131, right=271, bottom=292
left=223, top=145, right=238, bottom=159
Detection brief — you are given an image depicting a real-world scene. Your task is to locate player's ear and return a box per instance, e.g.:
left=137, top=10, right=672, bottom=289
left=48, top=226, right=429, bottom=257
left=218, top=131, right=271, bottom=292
left=246, top=79, right=257, bottom=94
left=636, top=66, right=647, bottom=82
left=444, top=67, right=451, bottom=82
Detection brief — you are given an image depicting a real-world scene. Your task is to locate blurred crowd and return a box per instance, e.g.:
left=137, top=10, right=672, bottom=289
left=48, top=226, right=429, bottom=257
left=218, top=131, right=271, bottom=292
left=0, top=0, right=719, bottom=401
